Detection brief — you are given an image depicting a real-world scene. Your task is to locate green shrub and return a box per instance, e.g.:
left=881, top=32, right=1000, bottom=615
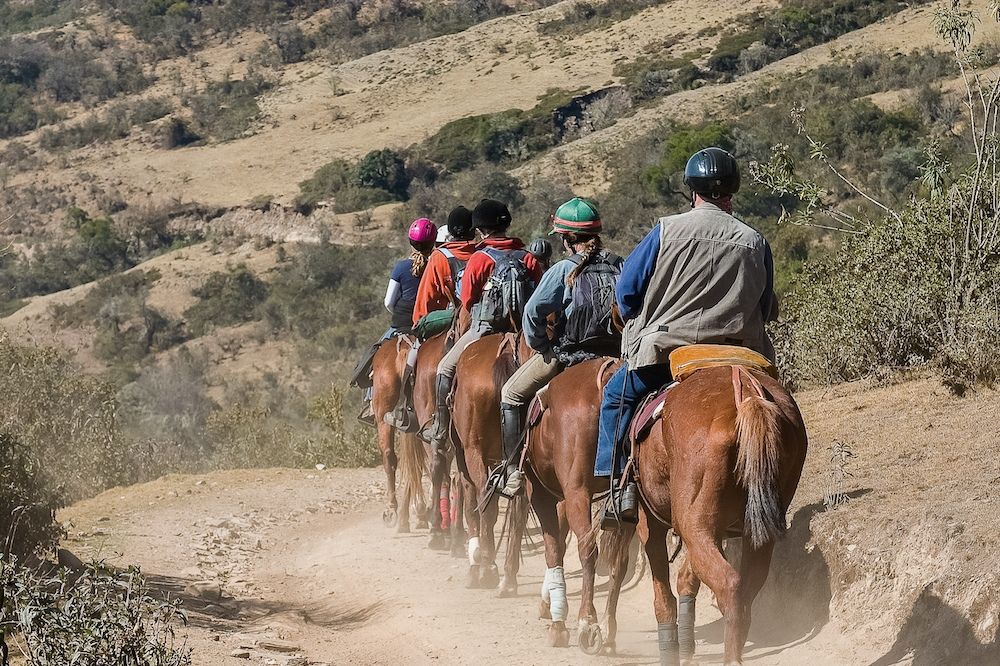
left=184, top=265, right=269, bottom=336
left=269, top=22, right=312, bottom=63
left=751, top=5, right=1000, bottom=389
left=39, top=98, right=171, bottom=151
left=707, top=0, right=936, bottom=76
left=423, top=90, right=577, bottom=171
left=0, top=334, right=129, bottom=501
left=0, top=560, right=191, bottom=666
left=161, top=116, right=201, bottom=148
left=538, top=0, right=659, bottom=35
left=642, top=123, right=735, bottom=198
left=207, top=393, right=377, bottom=469
left=262, top=237, right=393, bottom=345
left=0, top=432, right=62, bottom=560
left=298, top=149, right=409, bottom=211
left=188, top=74, right=272, bottom=142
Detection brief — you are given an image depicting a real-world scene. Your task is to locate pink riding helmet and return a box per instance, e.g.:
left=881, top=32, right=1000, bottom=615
left=408, top=217, right=438, bottom=243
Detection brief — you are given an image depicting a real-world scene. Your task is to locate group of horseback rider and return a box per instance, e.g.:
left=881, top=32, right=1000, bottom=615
left=355, top=146, right=777, bottom=527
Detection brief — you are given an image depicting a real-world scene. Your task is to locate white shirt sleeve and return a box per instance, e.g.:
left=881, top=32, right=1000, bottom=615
left=384, top=279, right=402, bottom=312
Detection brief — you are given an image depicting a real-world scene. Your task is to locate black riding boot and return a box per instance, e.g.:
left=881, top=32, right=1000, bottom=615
left=601, top=478, right=639, bottom=529
left=500, top=402, right=526, bottom=496
left=424, top=374, right=453, bottom=452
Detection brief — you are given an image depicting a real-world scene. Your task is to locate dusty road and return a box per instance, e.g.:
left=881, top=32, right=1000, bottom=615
left=60, top=467, right=887, bottom=665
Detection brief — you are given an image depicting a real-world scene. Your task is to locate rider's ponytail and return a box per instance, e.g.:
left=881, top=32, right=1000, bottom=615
left=565, top=234, right=602, bottom=287
left=409, top=240, right=434, bottom=278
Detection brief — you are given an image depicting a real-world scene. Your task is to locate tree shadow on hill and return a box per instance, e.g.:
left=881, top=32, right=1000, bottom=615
left=142, top=571, right=382, bottom=632
left=869, top=586, right=1000, bottom=666
left=696, top=489, right=872, bottom=658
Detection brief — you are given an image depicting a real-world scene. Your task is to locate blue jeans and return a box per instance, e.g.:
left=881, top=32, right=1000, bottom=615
left=595, top=363, right=671, bottom=477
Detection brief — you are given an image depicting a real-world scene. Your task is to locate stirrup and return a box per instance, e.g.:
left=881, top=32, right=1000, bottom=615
left=383, top=405, right=419, bottom=433
left=357, top=403, right=375, bottom=428
left=600, top=481, right=638, bottom=530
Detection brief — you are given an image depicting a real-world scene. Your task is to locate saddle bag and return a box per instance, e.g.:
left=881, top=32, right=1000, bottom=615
left=414, top=309, right=455, bottom=340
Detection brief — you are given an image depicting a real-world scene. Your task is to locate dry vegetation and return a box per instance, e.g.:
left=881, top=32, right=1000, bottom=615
left=2, top=0, right=1000, bottom=662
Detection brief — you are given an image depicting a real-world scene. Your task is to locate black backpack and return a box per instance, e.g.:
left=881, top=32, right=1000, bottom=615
left=472, top=247, right=533, bottom=331
left=561, top=250, right=622, bottom=349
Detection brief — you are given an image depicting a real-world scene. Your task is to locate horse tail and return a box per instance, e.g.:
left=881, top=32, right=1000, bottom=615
left=400, top=433, right=427, bottom=508
left=596, top=523, right=632, bottom=573
left=734, top=386, right=785, bottom=550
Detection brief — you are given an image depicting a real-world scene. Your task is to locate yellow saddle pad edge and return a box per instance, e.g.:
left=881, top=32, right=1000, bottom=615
left=669, top=344, right=778, bottom=381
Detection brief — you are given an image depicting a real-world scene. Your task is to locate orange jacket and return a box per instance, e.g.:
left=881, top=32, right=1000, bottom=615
left=412, top=241, right=478, bottom=324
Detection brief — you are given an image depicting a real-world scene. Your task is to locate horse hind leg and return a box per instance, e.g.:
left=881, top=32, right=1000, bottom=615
left=476, top=495, right=501, bottom=589
left=598, top=523, right=635, bottom=655
left=529, top=481, right=570, bottom=647
left=680, top=526, right=743, bottom=665
left=377, top=422, right=399, bottom=528
left=676, top=551, right=703, bottom=663
left=639, top=513, right=681, bottom=666
left=735, top=538, right=775, bottom=654
left=562, top=492, right=599, bottom=653
left=498, top=493, right=528, bottom=598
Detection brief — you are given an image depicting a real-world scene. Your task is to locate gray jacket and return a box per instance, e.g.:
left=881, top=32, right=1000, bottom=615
left=617, top=202, right=777, bottom=369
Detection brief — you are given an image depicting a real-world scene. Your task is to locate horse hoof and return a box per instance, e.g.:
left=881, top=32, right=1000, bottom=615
left=428, top=532, right=448, bottom=551
left=416, top=520, right=429, bottom=530
left=478, top=563, right=500, bottom=589
left=547, top=621, right=570, bottom=648
left=382, top=508, right=398, bottom=527
left=578, top=622, right=604, bottom=656
left=538, top=598, right=551, bottom=620
left=397, top=522, right=410, bottom=534
left=465, top=565, right=481, bottom=589
left=496, top=576, right=517, bottom=598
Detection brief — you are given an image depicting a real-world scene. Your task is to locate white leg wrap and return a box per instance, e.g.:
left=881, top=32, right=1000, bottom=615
left=548, top=566, right=568, bottom=622
left=467, top=537, right=481, bottom=566
left=540, top=567, right=553, bottom=603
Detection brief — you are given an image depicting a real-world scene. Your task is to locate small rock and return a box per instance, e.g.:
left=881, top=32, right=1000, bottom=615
left=230, top=650, right=251, bottom=659
left=195, top=480, right=206, bottom=486
left=97, top=516, right=110, bottom=523
left=284, top=658, right=307, bottom=666
left=258, top=639, right=301, bottom=653
left=315, top=464, right=326, bottom=471
left=184, top=580, right=222, bottom=600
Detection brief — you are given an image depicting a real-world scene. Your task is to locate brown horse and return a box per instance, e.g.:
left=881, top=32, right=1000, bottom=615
left=412, top=331, right=466, bottom=555
left=606, top=364, right=808, bottom=665
left=370, top=336, right=429, bottom=533
left=524, top=357, right=635, bottom=653
left=450, top=333, right=530, bottom=594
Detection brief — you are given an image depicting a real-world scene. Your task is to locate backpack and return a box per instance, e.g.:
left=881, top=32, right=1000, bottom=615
left=438, top=247, right=467, bottom=305
left=561, top=251, right=622, bottom=349
left=472, top=247, right=533, bottom=331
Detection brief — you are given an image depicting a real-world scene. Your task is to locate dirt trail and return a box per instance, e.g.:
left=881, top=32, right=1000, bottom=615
left=59, top=375, right=1000, bottom=665
left=63, top=472, right=870, bottom=665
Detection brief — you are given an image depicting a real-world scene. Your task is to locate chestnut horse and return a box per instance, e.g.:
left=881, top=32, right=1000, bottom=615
left=450, top=332, right=530, bottom=594
left=412, top=330, right=466, bottom=555
left=524, top=357, right=636, bottom=653
left=605, top=364, right=808, bottom=665
left=370, top=337, right=429, bottom=533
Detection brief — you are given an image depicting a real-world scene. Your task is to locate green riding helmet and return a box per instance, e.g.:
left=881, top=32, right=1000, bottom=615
left=550, top=197, right=602, bottom=235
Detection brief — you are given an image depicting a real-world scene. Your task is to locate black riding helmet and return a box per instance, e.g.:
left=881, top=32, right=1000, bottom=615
left=447, top=205, right=475, bottom=240
left=472, top=199, right=512, bottom=233
left=527, top=238, right=553, bottom=261
left=683, top=147, right=740, bottom=198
